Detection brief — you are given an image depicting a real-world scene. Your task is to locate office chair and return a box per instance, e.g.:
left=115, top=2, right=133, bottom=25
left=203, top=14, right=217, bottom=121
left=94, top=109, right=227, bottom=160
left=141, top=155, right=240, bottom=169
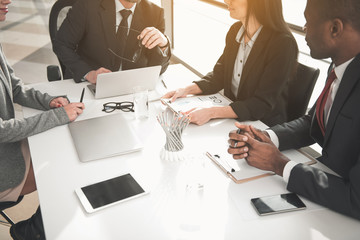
left=287, top=62, right=320, bottom=121
left=0, top=196, right=23, bottom=226
left=47, top=0, right=77, bottom=81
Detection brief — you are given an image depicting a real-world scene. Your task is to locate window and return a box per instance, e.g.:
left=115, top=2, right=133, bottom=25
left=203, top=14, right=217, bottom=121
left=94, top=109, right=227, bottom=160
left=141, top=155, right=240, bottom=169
left=172, top=0, right=235, bottom=75
left=283, top=0, right=306, bottom=28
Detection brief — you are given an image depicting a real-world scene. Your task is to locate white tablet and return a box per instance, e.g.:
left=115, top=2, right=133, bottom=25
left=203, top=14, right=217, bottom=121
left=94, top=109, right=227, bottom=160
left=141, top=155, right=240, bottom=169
left=75, top=173, right=149, bottom=213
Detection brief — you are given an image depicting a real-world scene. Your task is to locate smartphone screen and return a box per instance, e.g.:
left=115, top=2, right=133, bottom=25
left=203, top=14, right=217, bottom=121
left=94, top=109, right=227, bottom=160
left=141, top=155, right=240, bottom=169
left=251, top=193, right=306, bottom=216
left=81, top=173, right=145, bottom=209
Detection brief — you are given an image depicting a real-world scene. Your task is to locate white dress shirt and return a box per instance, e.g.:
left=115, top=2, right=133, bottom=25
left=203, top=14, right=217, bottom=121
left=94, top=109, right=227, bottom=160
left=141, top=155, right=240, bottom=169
left=267, top=57, right=354, bottom=183
left=115, top=0, right=168, bottom=71
left=115, top=0, right=136, bottom=32
left=231, top=25, right=263, bottom=97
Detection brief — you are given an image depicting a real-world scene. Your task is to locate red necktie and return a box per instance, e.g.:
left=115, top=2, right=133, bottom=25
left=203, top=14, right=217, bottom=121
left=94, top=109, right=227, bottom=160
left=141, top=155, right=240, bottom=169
left=316, top=69, right=337, bottom=136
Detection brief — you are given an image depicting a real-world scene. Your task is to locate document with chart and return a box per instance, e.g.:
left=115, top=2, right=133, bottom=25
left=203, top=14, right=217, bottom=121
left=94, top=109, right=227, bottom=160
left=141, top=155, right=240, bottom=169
left=161, top=93, right=232, bottom=113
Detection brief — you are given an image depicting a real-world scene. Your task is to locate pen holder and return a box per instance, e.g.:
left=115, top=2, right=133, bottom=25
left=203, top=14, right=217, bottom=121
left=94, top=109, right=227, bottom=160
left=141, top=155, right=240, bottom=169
left=157, top=110, right=190, bottom=162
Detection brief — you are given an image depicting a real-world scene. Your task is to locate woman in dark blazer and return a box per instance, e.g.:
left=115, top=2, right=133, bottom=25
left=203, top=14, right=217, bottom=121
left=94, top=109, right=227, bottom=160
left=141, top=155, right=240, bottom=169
left=163, top=0, right=298, bottom=127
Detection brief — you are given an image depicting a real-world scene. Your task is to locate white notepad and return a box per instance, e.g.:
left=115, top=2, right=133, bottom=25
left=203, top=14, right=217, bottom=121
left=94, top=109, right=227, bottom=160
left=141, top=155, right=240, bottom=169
left=206, top=149, right=316, bottom=184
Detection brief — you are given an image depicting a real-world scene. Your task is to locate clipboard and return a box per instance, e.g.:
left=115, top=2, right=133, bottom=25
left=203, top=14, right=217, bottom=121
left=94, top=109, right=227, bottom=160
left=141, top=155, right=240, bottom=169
left=206, top=148, right=317, bottom=184
left=161, top=93, right=232, bottom=114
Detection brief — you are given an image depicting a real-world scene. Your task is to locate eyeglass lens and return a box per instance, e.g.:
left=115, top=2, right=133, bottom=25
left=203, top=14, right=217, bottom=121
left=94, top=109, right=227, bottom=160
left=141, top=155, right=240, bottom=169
left=102, top=102, right=134, bottom=113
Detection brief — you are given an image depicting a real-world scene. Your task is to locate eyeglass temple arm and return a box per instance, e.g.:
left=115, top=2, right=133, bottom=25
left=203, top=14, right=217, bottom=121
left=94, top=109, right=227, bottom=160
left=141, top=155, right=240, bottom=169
left=108, top=48, right=135, bottom=63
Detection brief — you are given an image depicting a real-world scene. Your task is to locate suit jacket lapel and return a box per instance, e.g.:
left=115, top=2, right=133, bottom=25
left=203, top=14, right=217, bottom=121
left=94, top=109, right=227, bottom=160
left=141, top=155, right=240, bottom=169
left=224, top=35, right=240, bottom=99
left=324, top=55, right=360, bottom=146
left=99, top=0, right=118, bottom=52
left=129, top=3, right=145, bottom=34
left=237, top=27, right=271, bottom=94
left=122, top=3, right=145, bottom=69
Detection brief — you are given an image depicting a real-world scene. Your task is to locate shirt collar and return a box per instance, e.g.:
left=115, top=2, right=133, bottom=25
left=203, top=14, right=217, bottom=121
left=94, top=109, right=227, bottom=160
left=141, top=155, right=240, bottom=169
left=235, top=25, right=263, bottom=48
left=333, top=57, right=355, bottom=83
left=115, top=0, right=137, bottom=13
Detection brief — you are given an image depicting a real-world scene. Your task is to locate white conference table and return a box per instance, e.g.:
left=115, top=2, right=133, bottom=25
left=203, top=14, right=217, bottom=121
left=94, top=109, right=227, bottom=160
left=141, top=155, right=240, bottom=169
left=23, top=64, right=360, bottom=239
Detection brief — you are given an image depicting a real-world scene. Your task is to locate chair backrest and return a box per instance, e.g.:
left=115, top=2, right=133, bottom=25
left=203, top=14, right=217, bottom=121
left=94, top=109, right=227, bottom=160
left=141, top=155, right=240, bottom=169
left=287, top=62, right=320, bottom=121
left=0, top=196, right=23, bottom=226
left=48, top=0, right=78, bottom=80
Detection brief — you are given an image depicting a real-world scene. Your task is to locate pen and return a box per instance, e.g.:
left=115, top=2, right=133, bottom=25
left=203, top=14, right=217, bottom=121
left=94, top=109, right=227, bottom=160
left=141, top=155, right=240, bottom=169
left=233, top=128, right=243, bottom=148
left=80, top=87, right=85, bottom=103
left=161, top=79, right=167, bottom=89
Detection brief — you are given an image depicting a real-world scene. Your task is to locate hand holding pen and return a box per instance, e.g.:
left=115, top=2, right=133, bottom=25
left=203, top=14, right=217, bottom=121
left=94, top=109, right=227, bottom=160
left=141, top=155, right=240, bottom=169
left=63, top=88, right=85, bottom=121
left=228, top=122, right=269, bottom=148
left=228, top=123, right=251, bottom=149
left=50, top=97, right=69, bottom=108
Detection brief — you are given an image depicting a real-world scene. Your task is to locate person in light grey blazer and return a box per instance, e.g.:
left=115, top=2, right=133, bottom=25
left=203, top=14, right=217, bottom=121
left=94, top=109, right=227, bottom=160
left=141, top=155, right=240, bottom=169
left=0, top=42, right=84, bottom=238
left=1, top=2, right=85, bottom=238
left=0, top=42, right=85, bottom=238
left=0, top=43, right=85, bottom=193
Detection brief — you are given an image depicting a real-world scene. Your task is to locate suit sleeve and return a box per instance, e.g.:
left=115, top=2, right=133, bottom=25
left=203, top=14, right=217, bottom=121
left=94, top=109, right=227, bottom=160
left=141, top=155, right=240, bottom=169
left=287, top=159, right=360, bottom=220
left=0, top=62, right=70, bottom=143
left=53, top=0, right=91, bottom=83
left=8, top=62, right=55, bottom=111
left=0, top=107, right=69, bottom=143
left=271, top=105, right=316, bottom=151
left=144, top=7, right=171, bottom=75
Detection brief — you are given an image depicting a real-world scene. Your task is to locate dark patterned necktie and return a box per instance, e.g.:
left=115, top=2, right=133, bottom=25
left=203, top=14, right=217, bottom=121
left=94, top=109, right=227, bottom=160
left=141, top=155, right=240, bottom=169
left=117, top=9, right=132, bottom=59
left=315, top=69, right=337, bottom=136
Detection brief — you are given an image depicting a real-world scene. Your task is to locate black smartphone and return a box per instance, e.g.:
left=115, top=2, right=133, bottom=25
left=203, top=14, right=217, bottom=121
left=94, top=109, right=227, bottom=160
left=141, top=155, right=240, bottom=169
left=251, top=193, right=306, bottom=216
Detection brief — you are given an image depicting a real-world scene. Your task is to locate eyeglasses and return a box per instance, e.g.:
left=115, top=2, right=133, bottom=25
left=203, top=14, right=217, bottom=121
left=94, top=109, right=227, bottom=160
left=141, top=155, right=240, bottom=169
left=102, top=101, right=134, bottom=113
left=109, top=27, right=143, bottom=63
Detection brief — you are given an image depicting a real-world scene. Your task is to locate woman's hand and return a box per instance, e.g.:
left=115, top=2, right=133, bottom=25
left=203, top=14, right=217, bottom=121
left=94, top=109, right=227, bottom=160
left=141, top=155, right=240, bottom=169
left=162, top=88, right=188, bottom=103
left=50, top=97, right=69, bottom=108
left=184, top=107, right=213, bottom=125
left=64, top=103, right=85, bottom=122
left=161, top=84, right=203, bottom=103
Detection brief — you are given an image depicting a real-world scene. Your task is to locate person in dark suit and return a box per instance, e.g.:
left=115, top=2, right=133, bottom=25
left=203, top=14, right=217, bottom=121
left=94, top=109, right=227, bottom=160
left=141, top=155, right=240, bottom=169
left=53, top=0, right=171, bottom=83
left=162, top=0, right=298, bottom=126
left=228, top=0, right=360, bottom=220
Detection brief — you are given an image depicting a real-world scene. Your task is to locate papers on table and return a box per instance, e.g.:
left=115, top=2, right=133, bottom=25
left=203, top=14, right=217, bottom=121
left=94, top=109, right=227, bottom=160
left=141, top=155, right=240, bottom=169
left=161, top=93, right=232, bottom=113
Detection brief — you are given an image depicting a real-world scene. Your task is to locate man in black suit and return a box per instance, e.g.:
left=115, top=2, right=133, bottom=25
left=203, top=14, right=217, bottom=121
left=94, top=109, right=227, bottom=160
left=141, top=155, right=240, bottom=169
left=53, top=0, right=171, bottom=83
left=228, top=0, right=360, bottom=220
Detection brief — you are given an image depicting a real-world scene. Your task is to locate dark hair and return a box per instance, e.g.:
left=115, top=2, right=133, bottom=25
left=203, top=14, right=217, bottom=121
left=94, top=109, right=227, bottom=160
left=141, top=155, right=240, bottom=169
left=242, top=0, right=298, bottom=75
left=309, top=0, right=360, bottom=32
left=243, top=0, right=292, bottom=36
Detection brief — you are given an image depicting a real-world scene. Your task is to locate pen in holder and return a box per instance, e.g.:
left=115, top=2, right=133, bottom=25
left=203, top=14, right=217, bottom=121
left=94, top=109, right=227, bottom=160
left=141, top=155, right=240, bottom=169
left=156, top=110, right=190, bottom=162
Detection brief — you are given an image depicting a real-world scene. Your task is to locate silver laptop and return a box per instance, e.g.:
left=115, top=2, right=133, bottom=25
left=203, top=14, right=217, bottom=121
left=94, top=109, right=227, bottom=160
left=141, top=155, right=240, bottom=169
left=68, top=113, right=143, bottom=162
left=87, top=65, right=162, bottom=99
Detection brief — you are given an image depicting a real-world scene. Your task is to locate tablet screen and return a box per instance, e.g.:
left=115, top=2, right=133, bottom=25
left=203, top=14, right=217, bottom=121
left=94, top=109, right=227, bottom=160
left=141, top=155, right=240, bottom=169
left=81, top=173, right=145, bottom=209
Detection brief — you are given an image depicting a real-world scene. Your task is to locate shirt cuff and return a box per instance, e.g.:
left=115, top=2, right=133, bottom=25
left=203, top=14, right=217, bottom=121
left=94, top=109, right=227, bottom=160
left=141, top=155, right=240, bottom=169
left=282, top=161, right=298, bottom=183
left=159, top=46, right=169, bottom=57
left=81, top=72, right=89, bottom=82
left=266, top=129, right=279, bottom=148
